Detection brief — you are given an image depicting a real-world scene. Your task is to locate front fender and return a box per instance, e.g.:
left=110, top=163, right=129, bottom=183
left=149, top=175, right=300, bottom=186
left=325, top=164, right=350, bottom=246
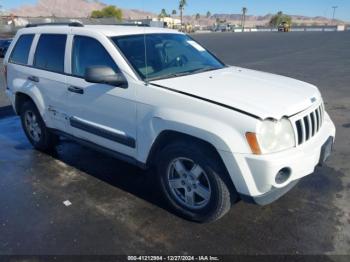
left=136, top=108, right=253, bottom=163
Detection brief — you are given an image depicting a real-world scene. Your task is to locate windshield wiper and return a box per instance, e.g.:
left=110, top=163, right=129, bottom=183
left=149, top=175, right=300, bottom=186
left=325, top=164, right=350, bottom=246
left=148, top=71, right=193, bottom=81
left=149, top=67, right=220, bottom=82
left=189, top=67, right=219, bottom=74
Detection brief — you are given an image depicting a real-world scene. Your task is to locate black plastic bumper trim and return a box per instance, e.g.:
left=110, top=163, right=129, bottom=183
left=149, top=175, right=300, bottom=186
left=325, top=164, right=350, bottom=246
left=239, top=179, right=300, bottom=206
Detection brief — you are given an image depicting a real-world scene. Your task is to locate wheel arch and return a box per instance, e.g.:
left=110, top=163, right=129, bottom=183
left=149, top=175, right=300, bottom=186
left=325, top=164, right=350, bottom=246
left=147, top=129, right=239, bottom=204
left=147, top=130, right=224, bottom=167
left=14, top=90, right=46, bottom=117
left=15, top=92, right=33, bottom=114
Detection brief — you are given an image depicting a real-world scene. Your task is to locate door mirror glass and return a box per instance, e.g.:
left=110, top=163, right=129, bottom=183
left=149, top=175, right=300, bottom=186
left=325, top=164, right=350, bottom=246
left=84, top=66, right=128, bottom=88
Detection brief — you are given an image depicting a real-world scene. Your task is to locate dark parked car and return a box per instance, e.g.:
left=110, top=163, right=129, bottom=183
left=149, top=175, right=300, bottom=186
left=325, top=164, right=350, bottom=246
left=0, top=39, right=12, bottom=58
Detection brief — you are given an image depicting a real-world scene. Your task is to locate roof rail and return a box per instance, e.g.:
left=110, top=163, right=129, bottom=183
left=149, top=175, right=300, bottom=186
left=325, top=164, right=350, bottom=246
left=116, top=23, right=150, bottom=27
left=82, top=23, right=150, bottom=27
left=25, top=22, right=84, bottom=28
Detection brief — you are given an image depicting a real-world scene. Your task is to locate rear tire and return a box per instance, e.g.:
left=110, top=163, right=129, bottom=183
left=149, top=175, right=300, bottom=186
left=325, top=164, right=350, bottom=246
left=20, top=101, right=58, bottom=151
left=157, top=140, right=238, bottom=223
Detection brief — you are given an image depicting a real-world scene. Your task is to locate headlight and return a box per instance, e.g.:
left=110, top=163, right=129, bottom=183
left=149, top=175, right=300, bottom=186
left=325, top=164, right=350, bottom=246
left=246, top=118, right=296, bottom=154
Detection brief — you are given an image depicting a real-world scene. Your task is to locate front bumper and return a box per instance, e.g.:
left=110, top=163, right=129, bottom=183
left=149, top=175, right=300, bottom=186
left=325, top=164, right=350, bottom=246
left=239, top=179, right=300, bottom=205
left=219, top=111, right=336, bottom=204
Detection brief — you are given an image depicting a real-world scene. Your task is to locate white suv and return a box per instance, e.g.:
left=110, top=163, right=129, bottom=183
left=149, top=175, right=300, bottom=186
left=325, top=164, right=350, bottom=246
left=4, top=23, right=335, bottom=222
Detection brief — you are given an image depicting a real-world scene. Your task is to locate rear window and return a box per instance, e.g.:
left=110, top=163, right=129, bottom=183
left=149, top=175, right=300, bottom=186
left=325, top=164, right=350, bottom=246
left=9, top=34, right=34, bottom=65
left=34, top=34, right=67, bottom=73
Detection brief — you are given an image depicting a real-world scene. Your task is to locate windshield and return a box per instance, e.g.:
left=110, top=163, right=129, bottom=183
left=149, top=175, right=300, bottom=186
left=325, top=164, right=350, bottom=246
left=112, top=34, right=225, bottom=81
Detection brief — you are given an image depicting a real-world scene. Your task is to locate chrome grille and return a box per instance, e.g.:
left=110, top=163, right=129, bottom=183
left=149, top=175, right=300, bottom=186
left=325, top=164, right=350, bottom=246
left=294, top=103, right=324, bottom=145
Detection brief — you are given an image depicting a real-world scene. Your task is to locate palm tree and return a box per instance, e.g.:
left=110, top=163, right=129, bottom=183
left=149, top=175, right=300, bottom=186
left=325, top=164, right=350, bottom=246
left=179, top=0, right=187, bottom=30
left=206, top=11, right=211, bottom=18
left=171, top=10, right=177, bottom=29
left=241, top=7, right=248, bottom=30
left=159, top=8, right=168, bottom=19
left=195, top=13, right=200, bottom=20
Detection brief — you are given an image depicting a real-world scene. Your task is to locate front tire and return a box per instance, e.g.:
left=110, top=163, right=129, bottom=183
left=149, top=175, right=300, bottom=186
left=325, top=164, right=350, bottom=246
left=20, top=101, right=58, bottom=151
left=157, top=140, right=238, bottom=223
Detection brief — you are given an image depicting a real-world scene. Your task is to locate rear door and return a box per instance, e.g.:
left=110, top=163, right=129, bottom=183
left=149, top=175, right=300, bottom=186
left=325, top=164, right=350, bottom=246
left=30, top=33, right=69, bottom=131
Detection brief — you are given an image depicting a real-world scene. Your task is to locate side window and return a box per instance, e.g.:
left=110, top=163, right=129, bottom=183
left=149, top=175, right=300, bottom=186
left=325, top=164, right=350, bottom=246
left=34, top=34, right=67, bottom=73
left=72, top=35, right=119, bottom=78
left=9, top=34, right=34, bottom=65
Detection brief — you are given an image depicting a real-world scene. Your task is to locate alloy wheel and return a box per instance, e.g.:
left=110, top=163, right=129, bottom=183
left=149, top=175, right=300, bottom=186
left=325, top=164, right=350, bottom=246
left=167, top=157, right=211, bottom=209
left=24, top=110, right=42, bottom=142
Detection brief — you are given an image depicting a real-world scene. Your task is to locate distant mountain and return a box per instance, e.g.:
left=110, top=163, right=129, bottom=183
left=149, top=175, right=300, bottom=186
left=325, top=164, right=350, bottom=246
left=185, top=13, right=345, bottom=26
left=11, top=0, right=106, bottom=18
left=122, top=9, right=155, bottom=20
left=10, top=0, right=346, bottom=26
left=11, top=0, right=153, bottom=19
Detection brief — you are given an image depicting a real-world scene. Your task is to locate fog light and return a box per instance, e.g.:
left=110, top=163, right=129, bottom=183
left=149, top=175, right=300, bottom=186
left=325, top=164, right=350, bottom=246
left=275, top=168, right=291, bottom=184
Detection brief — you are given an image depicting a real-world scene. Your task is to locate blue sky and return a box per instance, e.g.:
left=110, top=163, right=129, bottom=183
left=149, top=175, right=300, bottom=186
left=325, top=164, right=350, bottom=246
left=2, top=0, right=350, bottom=21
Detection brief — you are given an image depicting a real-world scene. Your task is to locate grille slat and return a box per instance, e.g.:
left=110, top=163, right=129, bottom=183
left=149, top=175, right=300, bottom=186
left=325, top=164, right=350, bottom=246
left=296, top=120, right=303, bottom=145
left=301, top=117, right=306, bottom=143
left=294, top=103, right=324, bottom=146
left=304, top=116, right=310, bottom=141
left=307, top=115, right=312, bottom=140
left=310, top=111, right=316, bottom=136
left=316, top=108, right=321, bottom=132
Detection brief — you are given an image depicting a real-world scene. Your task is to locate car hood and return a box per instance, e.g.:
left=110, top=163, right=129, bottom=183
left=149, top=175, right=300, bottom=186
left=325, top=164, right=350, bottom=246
left=151, top=66, right=321, bottom=120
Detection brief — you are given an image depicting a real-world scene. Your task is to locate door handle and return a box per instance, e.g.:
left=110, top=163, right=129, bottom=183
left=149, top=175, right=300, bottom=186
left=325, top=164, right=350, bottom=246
left=28, top=76, right=39, bottom=82
left=68, top=86, right=84, bottom=94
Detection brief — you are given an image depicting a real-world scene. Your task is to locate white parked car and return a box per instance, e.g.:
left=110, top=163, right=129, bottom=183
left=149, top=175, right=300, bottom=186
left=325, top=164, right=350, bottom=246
left=4, top=23, right=335, bottom=222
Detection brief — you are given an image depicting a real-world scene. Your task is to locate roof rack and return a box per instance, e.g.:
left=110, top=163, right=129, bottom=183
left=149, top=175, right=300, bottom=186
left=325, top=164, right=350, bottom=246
left=81, top=23, right=150, bottom=27
left=114, top=23, right=150, bottom=27
left=26, top=22, right=84, bottom=28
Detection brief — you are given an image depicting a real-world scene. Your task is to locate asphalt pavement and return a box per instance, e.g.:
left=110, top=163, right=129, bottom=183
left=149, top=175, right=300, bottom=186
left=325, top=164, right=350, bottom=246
left=0, top=31, right=349, bottom=256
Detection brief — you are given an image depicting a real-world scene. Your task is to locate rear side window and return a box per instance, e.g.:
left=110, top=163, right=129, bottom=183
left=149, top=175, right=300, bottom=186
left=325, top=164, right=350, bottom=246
left=9, top=34, right=34, bottom=65
left=34, top=34, right=67, bottom=73
left=72, top=35, right=119, bottom=78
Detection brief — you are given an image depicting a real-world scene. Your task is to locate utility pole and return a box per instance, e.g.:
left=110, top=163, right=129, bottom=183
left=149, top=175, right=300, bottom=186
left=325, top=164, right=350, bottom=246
left=332, top=6, right=338, bottom=25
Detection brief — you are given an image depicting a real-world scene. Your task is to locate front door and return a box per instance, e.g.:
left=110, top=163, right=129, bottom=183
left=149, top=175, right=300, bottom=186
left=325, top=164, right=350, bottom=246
left=65, top=35, right=137, bottom=157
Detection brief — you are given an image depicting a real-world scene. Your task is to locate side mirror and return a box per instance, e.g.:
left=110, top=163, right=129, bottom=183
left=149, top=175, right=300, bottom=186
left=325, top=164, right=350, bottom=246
left=84, top=66, right=128, bottom=88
